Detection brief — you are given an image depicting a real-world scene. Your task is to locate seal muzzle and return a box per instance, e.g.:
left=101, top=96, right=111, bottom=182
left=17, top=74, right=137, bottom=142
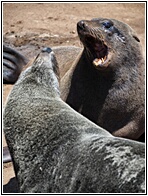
left=42, top=47, right=53, bottom=54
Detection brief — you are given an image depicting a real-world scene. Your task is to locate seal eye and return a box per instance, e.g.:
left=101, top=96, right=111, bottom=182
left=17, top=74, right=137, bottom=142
left=102, top=21, right=113, bottom=29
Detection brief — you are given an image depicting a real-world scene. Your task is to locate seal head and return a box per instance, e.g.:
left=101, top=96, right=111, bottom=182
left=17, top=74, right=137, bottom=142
left=77, top=18, right=141, bottom=70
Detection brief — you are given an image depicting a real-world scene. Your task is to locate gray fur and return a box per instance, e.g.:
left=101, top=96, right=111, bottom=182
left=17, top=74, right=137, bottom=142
left=3, top=49, right=145, bottom=193
left=3, top=45, right=82, bottom=164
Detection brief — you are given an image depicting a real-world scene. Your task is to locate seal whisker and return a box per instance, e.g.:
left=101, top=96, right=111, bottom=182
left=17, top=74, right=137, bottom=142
left=94, top=28, right=104, bottom=41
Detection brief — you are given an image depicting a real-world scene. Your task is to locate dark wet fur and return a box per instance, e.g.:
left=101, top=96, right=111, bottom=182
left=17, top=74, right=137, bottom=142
left=65, top=18, right=145, bottom=141
left=3, top=45, right=28, bottom=84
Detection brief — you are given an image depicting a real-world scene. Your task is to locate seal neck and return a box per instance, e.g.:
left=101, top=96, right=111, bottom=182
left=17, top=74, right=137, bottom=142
left=16, top=58, right=60, bottom=98
left=80, top=49, right=114, bottom=79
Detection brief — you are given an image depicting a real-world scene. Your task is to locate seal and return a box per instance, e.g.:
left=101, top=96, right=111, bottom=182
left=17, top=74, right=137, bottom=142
left=60, top=18, right=145, bottom=142
left=3, top=45, right=27, bottom=164
left=3, top=48, right=145, bottom=193
left=3, top=146, right=12, bottom=163
left=3, top=45, right=28, bottom=84
left=3, top=45, right=82, bottom=165
left=3, top=45, right=81, bottom=84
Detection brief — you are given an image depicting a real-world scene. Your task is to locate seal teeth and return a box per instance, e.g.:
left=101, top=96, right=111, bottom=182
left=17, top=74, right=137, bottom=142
left=93, top=58, right=102, bottom=66
left=93, top=57, right=106, bottom=67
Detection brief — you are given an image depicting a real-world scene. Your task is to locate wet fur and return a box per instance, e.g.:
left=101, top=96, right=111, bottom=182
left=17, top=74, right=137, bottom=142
left=3, top=45, right=82, bottom=164
left=3, top=45, right=28, bottom=84
left=4, top=50, right=145, bottom=193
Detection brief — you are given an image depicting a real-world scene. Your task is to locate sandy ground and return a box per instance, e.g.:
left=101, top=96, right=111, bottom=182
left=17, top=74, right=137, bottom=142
left=2, top=2, right=145, bottom=193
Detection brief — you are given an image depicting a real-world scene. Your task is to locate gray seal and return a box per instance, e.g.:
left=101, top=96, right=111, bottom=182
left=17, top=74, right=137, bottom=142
left=60, top=18, right=145, bottom=142
left=3, top=44, right=81, bottom=83
left=3, top=45, right=82, bottom=164
left=3, top=45, right=28, bottom=163
left=3, top=48, right=145, bottom=193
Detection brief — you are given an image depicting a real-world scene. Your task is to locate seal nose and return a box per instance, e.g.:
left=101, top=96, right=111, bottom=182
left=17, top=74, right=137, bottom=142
left=77, top=20, right=87, bottom=30
left=35, top=47, right=53, bottom=62
left=42, top=47, right=52, bottom=54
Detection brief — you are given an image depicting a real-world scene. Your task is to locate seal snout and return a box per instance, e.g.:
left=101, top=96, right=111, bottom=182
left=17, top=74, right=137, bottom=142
left=77, top=20, right=87, bottom=30
left=42, top=47, right=52, bottom=54
left=34, top=47, right=53, bottom=63
left=39, top=47, right=54, bottom=61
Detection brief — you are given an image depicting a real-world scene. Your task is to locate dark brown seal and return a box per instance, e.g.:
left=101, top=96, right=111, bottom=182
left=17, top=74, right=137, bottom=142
left=60, top=18, right=145, bottom=141
left=3, top=45, right=28, bottom=84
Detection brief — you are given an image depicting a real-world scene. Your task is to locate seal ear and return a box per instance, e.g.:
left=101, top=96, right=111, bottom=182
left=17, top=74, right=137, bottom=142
left=132, top=35, right=140, bottom=42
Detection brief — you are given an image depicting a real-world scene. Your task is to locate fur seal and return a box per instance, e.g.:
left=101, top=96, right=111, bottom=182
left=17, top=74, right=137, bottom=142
left=3, top=45, right=81, bottom=84
left=3, top=146, right=12, bottom=163
left=60, top=18, right=145, bottom=142
left=4, top=48, right=145, bottom=193
left=3, top=44, right=26, bottom=163
left=3, top=45, right=28, bottom=84
left=3, top=45, right=81, bottom=164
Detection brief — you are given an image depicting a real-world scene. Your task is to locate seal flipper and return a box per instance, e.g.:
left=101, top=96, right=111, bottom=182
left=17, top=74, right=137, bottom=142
left=3, top=45, right=29, bottom=84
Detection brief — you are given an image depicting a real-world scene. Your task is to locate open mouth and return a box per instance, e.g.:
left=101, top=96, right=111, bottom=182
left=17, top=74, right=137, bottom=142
left=80, top=34, right=111, bottom=69
left=92, top=41, right=108, bottom=68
